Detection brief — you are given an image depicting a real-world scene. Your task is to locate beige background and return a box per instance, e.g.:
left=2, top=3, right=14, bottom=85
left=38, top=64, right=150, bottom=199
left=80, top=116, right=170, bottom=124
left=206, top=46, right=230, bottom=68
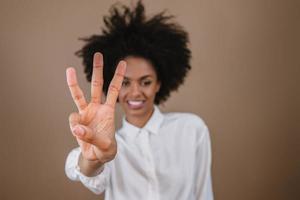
left=0, top=0, right=299, bottom=199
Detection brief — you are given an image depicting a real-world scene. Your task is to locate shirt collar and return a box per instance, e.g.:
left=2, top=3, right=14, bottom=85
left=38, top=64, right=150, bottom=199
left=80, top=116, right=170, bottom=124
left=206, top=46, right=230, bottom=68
left=119, top=106, right=164, bottom=140
left=143, top=106, right=164, bottom=135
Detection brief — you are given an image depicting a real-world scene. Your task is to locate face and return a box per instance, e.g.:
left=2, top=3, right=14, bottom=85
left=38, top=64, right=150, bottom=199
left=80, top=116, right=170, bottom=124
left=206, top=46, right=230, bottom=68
left=118, top=56, right=161, bottom=120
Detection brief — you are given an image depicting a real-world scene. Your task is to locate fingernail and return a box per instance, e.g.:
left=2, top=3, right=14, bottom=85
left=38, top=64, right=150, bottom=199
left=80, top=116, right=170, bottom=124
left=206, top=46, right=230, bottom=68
left=73, top=126, right=84, bottom=136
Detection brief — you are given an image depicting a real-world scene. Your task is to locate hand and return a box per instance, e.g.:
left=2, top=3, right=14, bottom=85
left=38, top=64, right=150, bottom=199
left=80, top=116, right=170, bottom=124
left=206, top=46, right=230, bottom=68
left=66, top=52, right=126, bottom=164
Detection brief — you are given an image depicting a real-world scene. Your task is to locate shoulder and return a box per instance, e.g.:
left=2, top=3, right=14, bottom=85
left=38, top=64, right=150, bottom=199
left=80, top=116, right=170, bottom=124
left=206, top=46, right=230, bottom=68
left=160, top=111, right=210, bottom=144
left=162, top=111, right=208, bottom=133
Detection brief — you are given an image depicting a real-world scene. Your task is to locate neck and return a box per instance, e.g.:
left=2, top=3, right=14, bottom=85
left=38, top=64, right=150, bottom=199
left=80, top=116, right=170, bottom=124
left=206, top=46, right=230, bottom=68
left=126, top=107, right=155, bottom=128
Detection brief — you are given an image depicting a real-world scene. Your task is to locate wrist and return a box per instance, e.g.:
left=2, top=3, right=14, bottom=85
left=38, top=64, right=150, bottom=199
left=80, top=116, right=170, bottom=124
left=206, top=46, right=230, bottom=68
left=77, top=153, right=105, bottom=177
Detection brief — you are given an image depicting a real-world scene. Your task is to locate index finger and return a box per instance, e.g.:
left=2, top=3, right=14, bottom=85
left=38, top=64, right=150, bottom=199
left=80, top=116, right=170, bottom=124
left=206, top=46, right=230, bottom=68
left=66, top=67, right=88, bottom=112
left=105, top=61, right=127, bottom=107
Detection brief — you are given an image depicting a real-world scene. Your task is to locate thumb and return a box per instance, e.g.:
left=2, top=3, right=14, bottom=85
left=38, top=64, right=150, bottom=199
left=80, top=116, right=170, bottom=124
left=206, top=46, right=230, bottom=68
left=72, top=125, right=112, bottom=150
left=72, top=125, right=95, bottom=143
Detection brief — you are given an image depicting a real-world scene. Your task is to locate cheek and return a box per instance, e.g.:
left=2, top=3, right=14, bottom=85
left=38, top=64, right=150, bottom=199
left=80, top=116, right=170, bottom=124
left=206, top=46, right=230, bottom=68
left=145, top=86, right=159, bottom=98
left=118, top=89, right=126, bottom=102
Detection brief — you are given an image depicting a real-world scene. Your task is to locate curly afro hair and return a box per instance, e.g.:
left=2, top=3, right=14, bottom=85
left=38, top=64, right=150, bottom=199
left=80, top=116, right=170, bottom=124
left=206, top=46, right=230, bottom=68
left=76, top=0, right=191, bottom=104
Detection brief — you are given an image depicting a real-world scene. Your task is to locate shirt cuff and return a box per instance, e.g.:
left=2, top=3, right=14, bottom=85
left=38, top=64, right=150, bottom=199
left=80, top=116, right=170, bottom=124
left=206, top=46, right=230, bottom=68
left=65, top=147, right=110, bottom=194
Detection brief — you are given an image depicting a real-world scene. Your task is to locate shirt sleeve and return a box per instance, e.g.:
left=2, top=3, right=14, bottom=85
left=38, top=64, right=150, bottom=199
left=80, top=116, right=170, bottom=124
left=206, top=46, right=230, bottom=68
left=195, top=126, right=214, bottom=200
left=65, top=147, right=111, bottom=195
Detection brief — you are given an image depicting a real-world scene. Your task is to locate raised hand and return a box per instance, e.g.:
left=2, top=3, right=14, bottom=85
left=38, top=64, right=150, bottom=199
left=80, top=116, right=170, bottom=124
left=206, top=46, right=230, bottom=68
left=66, top=52, right=126, bottom=164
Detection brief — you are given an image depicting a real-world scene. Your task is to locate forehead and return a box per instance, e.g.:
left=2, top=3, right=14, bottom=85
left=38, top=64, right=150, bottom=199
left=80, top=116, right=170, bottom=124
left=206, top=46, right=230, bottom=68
left=124, top=56, right=157, bottom=79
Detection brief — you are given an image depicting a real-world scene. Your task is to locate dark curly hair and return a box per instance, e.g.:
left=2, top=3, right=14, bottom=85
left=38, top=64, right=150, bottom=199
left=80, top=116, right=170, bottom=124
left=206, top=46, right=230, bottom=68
left=76, top=0, right=191, bottom=104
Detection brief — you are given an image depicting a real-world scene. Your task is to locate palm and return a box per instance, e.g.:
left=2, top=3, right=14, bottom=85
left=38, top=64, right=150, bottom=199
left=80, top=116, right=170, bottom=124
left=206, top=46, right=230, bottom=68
left=66, top=52, right=126, bottom=162
left=79, top=104, right=115, bottom=161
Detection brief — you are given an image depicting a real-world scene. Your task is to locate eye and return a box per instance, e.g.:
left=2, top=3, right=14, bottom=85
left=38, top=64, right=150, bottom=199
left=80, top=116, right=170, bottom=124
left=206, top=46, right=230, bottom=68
left=122, top=80, right=130, bottom=87
left=141, top=80, right=152, bottom=86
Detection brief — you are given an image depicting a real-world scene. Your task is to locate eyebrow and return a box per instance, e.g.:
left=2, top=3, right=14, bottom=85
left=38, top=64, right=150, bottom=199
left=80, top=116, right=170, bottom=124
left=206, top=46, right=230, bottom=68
left=124, top=75, right=153, bottom=80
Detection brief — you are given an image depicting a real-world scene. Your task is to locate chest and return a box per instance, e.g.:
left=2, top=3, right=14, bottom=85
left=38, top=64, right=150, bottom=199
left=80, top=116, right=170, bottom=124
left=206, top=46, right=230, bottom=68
left=114, top=130, right=197, bottom=189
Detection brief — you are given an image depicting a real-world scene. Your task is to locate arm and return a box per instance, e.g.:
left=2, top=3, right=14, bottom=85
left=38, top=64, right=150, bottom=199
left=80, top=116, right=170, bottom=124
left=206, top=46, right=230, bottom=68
left=65, top=147, right=111, bottom=195
left=195, top=126, right=214, bottom=200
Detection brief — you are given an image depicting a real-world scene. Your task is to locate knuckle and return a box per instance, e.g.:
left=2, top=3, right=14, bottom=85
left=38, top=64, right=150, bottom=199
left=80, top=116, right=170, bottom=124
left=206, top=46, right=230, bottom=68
left=115, top=72, right=124, bottom=78
left=73, top=94, right=83, bottom=101
left=79, top=103, right=86, bottom=110
left=94, top=64, right=102, bottom=68
left=85, top=137, right=94, bottom=143
left=109, top=85, right=120, bottom=93
left=85, top=131, right=95, bottom=141
left=105, top=103, right=114, bottom=109
left=91, top=96, right=99, bottom=102
left=101, top=139, right=113, bottom=151
left=68, top=83, right=77, bottom=88
left=92, top=80, right=103, bottom=87
left=68, top=112, right=78, bottom=122
left=82, top=134, right=94, bottom=144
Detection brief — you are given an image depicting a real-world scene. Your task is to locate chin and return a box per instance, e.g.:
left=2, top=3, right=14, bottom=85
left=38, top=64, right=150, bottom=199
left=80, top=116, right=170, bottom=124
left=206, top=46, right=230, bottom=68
left=125, top=106, right=148, bottom=117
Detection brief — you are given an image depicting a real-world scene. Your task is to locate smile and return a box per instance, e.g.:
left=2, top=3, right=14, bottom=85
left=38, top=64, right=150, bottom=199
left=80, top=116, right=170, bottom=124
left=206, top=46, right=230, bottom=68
left=127, top=100, right=145, bottom=109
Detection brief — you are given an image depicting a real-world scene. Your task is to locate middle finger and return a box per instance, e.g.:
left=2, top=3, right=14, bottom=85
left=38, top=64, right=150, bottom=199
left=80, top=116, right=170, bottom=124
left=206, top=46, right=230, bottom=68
left=91, top=52, right=103, bottom=104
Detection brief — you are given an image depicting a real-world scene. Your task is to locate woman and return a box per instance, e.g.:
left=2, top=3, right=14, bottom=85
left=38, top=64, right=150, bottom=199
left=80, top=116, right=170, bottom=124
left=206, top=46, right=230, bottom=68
left=65, top=1, right=213, bottom=200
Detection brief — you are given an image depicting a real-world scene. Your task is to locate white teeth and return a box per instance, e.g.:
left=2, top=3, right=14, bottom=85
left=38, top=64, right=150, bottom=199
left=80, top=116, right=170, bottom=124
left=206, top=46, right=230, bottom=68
left=128, top=100, right=143, bottom=106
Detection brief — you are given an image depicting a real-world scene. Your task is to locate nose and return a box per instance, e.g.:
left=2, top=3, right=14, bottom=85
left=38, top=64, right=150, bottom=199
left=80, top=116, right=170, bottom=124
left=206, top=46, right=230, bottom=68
left=129, top=83, right=142, bottom=97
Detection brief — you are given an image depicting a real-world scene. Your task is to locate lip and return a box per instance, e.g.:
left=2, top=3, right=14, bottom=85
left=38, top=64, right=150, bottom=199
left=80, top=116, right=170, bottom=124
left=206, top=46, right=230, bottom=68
left=127, top=100, right=146, bottom=110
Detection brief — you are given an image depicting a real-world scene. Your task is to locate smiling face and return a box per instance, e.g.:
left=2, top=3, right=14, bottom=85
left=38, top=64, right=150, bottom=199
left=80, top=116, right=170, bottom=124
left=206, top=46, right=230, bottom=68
left=118, top=56, right=161, bottom=126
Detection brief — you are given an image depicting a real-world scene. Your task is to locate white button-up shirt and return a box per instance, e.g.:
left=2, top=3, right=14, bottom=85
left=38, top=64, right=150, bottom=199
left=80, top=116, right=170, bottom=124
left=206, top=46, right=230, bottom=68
left=65, top=106, right=214, bottom=200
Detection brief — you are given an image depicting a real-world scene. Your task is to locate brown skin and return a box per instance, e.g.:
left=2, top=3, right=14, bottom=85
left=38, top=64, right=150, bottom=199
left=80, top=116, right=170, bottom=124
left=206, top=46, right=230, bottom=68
left=66, top=52, right=126, bottom=176
left=66, top=53, right=160, bottom=176
left=119, top=56, right=161, bottom=128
